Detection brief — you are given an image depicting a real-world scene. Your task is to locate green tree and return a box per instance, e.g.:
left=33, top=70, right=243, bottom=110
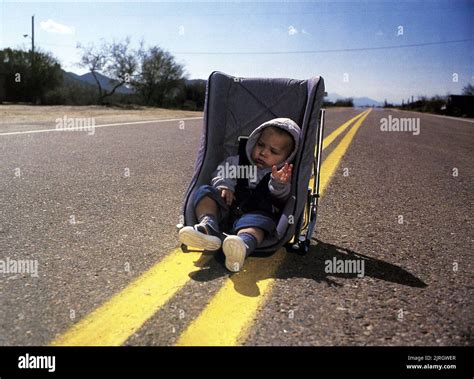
left=78, top=37, right=138, bottom=104
left=184, top=81, right=206, bottom=110
left=462, top=83, right=474, bottom=95
left=0, top=48, right=62, bottom=103
left=133, top=46, right=185, bottom=106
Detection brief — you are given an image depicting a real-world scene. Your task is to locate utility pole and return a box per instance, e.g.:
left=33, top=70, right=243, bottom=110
left=31, top=15, right=35, bottom=56
left=31, top=15, right=36, bottom=103
left=22, top=15, right=36, bottom=103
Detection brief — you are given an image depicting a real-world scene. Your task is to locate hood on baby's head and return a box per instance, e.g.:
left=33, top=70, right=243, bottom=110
left=245, top=118, right=301, bottom=168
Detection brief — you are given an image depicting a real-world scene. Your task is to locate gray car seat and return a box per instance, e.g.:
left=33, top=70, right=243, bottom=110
left=181, top=71, right=325, bottom=253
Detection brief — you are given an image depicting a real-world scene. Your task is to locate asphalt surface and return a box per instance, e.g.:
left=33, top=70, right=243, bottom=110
left=0, top=108, right=472, bottom=346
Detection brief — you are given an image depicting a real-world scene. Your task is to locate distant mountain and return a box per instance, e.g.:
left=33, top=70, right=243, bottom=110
left=77, top=72, right=134, bottom=94
left=64, top=71, right=84, bottom=82
left=62, top=70, right=91, bottom=87
left=325, top=92, right=345, bottom=102
left=62, top=71, right=134, bottom=94
left=185, top=79, right=207, bottom=86
left=352, top=97, right=383, bottom=107
left=64, top=72, right=209, bottom=94
left=325, top=92, right=382, bottom=107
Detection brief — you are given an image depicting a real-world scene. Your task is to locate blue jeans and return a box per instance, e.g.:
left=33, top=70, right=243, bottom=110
left=192, top=185, right=277, bottom=236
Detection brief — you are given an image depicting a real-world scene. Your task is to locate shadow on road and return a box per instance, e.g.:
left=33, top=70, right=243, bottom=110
left=307, top=238, right=427, bottom=288
left=186, top=238, right=427, bottom=297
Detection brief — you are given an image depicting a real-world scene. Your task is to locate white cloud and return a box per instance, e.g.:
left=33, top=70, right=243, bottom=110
left=288, top=26, right=298, bottom=36
left=40, top=19, right=75, bottom=34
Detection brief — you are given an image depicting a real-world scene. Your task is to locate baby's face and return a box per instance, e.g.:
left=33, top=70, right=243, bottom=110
left=251, top=128, right=293, bottom=168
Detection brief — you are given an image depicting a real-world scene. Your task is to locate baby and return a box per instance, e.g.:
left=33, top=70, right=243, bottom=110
left=179, top=118, right=301, bottom=272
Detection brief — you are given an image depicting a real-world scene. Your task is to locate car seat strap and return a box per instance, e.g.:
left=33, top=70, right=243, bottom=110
left=237, top=136, right=250, bottom=189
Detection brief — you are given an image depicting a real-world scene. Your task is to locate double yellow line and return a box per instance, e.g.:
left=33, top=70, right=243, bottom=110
left=50, top=108, right=372, bottom=346
left=176, top=109, right=372, bottom=345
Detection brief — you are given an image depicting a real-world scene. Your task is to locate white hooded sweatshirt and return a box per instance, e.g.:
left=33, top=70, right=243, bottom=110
left=210, top=118, right=301, bottom=201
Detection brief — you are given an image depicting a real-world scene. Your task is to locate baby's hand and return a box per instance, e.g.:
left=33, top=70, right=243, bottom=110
left=271, top=163, right=293, bottom=184
left=220, top=188, right=236, bottom=206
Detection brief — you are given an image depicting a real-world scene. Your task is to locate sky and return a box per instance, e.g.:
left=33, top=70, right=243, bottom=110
left=1, top=0, right=472, bottom=103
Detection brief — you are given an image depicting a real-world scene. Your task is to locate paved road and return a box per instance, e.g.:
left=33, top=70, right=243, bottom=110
left=0, top=108, right=472, bottom=346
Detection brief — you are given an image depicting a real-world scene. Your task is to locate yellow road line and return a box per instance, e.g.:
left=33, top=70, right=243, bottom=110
left=49, top=109, right=371, bottom=347
left=301, top=108, right=370, bottom=232
left=176, top=248, right=288, bottom=346
left=176, top=109, right=372, bottom=346
left=50, top=249, right=211, bottom=346
left=319, top=109, right=371, bottom=192
left=322, top=109, right=370, bottom=150
left=308, top=108, right=372, bottom=193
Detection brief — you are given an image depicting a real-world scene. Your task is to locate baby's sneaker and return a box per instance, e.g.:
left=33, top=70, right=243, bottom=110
left=222, top=235, right=248, bottom=272
left=178, top=216, right=222, bottom=251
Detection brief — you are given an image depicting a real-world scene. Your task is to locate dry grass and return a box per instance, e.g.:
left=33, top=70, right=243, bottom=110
left=0, top=104, right=203, bottom=125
